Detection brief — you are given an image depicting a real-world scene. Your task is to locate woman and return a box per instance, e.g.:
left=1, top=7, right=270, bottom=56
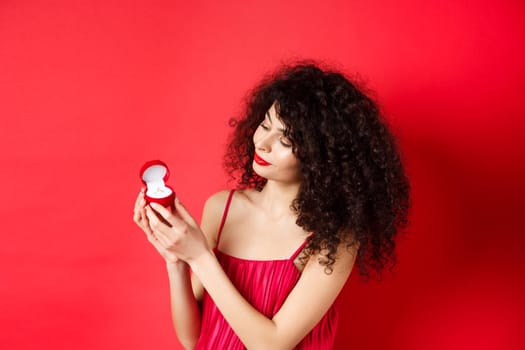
left=133, top=62, right=410, bottom=349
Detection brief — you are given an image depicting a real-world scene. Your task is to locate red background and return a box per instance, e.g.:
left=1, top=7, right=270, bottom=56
left=1, top=1, right=524, bottom=349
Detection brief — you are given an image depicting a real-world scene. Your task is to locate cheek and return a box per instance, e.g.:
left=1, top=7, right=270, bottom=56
left=279, top=151, right=300, bottom=169
left=252, top=127, right=262, bottom=144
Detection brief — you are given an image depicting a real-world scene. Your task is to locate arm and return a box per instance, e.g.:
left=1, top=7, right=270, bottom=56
left=190, top=242, right=355, bottom=349
left=165, top=261, right=201, bottom=349
left=166, top=191, right=227, bottom=349
left=155, top=191, right=231, bottom=349
left=187, top=190, right=231, bottom=302
left=145, top=199, right=357, bottom=350
left=134, top=190, right=223, bottom=349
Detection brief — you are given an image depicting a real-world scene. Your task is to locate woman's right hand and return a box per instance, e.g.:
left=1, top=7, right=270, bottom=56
left=133, top=189, right=181, bottom=265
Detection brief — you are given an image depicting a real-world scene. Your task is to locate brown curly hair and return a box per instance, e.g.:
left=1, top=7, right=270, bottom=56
left=224, top=61, right=410, bottom=279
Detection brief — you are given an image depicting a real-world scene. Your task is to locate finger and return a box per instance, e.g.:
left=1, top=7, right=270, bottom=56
left=148, top=202, right=179, bottom=227
left=173, top=197, right=199, bottom=227
left=136, top=196, right=150, bottom=226
left=139, top=208, right=162, bottom=244
left=144, top=208, right=172, bottom=247
left=139, top=207, right=153, bottom=232
left=141, top=218, right=170, bottom=255
left=134, top=193, right=141, bottom=211
left=141, top=208, right=172, bottom=247
left=133, top=191, right=147, bottom=221
left=145, top=205, right=175, bottom=241
left=134, top=188, right=146, bottom=210
left=144, top=224, right=163, bottom=246
left=133, top=206, right=141, bottom=223
left=133, top=192, right=143, bottom=220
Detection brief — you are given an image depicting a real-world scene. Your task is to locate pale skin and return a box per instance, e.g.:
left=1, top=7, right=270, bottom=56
left=133, top=104, right=358, bottom=350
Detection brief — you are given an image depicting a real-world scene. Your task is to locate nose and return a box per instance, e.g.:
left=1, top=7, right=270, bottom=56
left=254, top=133, right=272, bottom=153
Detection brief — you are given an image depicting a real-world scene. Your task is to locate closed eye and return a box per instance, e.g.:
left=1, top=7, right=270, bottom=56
left=259, top=123, right=270, bottom=130
left=279, top=137, right=292, bottom=147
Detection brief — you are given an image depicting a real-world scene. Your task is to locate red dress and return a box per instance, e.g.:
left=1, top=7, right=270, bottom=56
left=195, top=191, right=339, bottom=349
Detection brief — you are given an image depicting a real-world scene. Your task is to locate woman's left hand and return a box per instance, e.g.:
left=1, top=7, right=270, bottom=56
left=145, top=198, right=210, bottom=264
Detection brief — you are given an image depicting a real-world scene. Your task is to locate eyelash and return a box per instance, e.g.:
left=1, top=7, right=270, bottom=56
left=260, top=123, right=270, bottom=131
left=259, top=123, right=292, bottom=147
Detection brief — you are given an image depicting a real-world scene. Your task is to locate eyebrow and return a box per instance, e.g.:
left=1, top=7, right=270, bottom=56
left=266, top=111, right=286, bottom=132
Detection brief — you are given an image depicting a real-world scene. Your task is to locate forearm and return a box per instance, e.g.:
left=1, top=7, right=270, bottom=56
left=189, top=252, right=282, bottom=350
left=166, top=262, right=202, bottom=350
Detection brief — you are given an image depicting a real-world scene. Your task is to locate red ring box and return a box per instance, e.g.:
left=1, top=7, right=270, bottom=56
left=140, top=160, right=176, bottom=208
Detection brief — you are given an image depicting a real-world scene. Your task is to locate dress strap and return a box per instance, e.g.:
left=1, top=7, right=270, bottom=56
left=216, top=190, right=235, bottom=245
left=289, top=234, right=312, bottom=260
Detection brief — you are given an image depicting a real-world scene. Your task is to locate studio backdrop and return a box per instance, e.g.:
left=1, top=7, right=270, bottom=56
left=1, top=1, right=523, bottom=349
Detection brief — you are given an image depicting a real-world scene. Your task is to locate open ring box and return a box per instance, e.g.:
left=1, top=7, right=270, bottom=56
left=140, top=160, right=176, bottom=209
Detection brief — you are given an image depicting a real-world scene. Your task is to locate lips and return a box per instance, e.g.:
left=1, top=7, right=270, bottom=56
left=254, top=152, right=271, bottom=166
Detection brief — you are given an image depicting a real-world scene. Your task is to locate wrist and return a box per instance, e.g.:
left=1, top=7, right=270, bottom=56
left=188, top=249, right=215, bottom=276
left=166, top=260, right=189, bottom=273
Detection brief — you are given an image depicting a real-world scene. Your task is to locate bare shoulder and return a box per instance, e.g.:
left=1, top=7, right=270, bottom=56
left=230, top=188, right=259, bottom=208
left=208, top=189, right=258, bottom=213
left=305, top=240, right=358, bottom=276
left=271, top=241, right=358, bottom=346
left=203, top=190, right=233, bottom=215
left=200, top=190, right=235, bottom=248
left=201, top=189, right=259, bottom=238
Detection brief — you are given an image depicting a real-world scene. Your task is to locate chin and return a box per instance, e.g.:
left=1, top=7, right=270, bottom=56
left=252, top=165, right=269, bottom=179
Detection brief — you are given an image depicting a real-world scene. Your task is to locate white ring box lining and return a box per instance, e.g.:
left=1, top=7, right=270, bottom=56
left=142, top=165, right=174, bottom=199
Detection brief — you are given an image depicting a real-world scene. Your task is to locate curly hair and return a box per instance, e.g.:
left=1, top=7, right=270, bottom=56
left=224, top=61, right=410, bottom=279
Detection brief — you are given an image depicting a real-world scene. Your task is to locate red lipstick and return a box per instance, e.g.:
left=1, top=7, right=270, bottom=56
left=254, top=152, right=271, bottom=166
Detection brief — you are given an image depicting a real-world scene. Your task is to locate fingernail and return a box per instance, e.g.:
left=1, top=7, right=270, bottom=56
left=150, top=202, right=160, bottom=209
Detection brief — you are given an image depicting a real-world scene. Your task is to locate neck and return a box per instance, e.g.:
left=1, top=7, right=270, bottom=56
left=258, top=180, right=300, bottom=219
